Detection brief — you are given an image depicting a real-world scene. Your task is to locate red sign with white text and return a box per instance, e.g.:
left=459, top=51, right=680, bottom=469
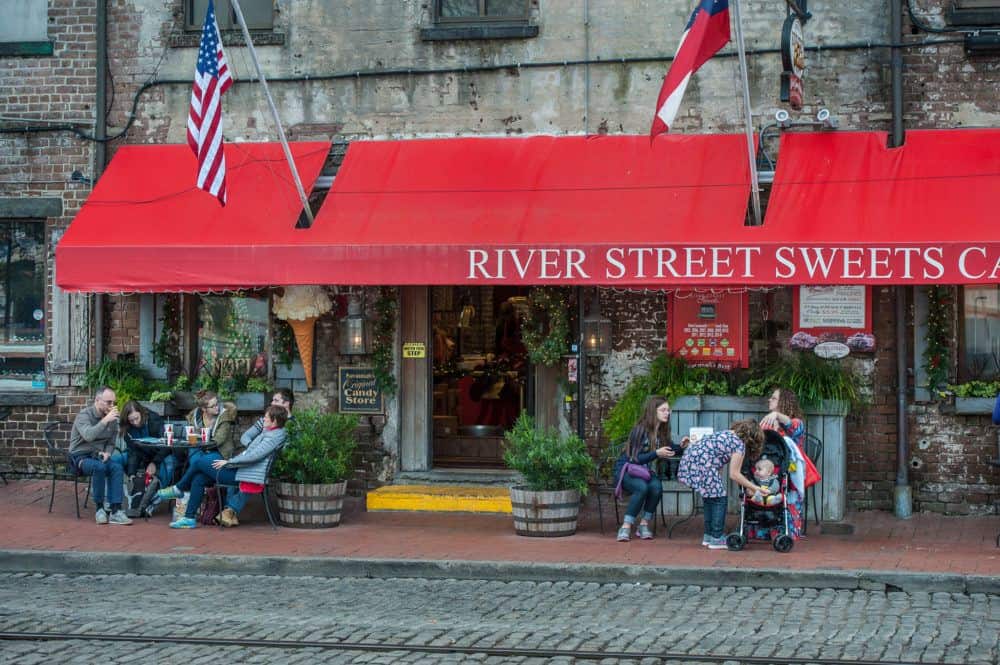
left=667, top=291, right=749, bottom=370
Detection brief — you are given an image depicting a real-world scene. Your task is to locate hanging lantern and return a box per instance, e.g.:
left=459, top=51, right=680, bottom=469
left=339, top=296, right=370, bottom=355
left=583, top=291, right=612, bottom=356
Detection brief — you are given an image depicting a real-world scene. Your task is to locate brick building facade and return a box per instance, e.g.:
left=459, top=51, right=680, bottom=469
left=1, top=1, right=998, bottom=514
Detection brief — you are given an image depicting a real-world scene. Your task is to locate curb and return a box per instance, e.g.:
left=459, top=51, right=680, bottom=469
left=1, top=549, right=997, bottom=595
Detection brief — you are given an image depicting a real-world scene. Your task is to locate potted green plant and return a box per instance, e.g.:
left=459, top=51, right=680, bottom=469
left=83, top=358, right=153, bottom=409
left=503, top=413, right=592, bottom=537
left=272, top=408, right=359, bottom=528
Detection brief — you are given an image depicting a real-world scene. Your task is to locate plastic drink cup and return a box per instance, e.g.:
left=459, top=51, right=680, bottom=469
left=185, top=426, right=198, bottom=444
left=164, top=427, right=174, bottom=445
left=201, top=427, right=210, bottom=443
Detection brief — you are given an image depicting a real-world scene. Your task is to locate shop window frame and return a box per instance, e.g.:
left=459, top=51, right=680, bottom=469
left=957, top=284, right=1000, bottom=382
left=422, top=0, right=538, bottom=41
left=180, top=292, right=273, bottom=388
left=0, top=219, right=46, bottom=389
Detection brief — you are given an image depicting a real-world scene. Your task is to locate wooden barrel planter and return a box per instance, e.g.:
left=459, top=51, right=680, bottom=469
left=275, top=481, right=347, bottom=528
left=509, top=487, right=580, bottom=537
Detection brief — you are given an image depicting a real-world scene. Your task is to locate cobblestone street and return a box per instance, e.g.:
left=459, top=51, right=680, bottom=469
left=0, top=572, right=996, bottom=664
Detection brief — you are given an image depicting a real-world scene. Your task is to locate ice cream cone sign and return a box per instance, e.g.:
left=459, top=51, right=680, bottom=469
left=288, top=317, right=318, bottom=388
left=273, top=286, right=333, bottom=390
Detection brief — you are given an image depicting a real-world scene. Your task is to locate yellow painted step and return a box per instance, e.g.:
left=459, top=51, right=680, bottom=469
left=366, top=484, right=512, bottom=514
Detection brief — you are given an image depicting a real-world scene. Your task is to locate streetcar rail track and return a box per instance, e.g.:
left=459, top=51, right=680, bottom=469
left=0, top=630, right=971, bottom=665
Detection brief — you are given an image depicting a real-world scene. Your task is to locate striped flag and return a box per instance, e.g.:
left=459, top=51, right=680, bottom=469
left=187, top=0, right=233, bottom=205
left=650, top=0, right=731, bottom=139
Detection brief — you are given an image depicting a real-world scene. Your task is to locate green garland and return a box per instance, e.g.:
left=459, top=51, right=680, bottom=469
left=151, top=295, right=181, bottom=371
left=372, top=287, right=398, bottom=396
left=521, top=287, right=571, bottom=367
left=272, top=318, right=297, bottom=370
left=923, top=285, right=952, bottom=394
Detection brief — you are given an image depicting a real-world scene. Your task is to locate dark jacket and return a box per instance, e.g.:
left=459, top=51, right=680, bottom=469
left=124, top=412, right=168, bottom=467
left=612, top=425, right=672, bottom=483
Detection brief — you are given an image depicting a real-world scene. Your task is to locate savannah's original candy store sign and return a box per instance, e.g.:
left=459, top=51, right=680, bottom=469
left=462, top=245, right=1000, bottom=284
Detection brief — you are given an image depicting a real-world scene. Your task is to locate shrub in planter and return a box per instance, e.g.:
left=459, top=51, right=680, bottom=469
left=503, top=414, right=591, bottom=537
left=272, top=408, right=359, bottom=528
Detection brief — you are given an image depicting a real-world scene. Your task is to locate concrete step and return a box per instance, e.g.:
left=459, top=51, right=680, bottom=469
left=366, top=484, right=513, bottom=514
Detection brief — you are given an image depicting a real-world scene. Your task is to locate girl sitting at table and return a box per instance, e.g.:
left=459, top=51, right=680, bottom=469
left=120, top=401, right=174, bottom=487
left=162, top=405, right=287, bottom=529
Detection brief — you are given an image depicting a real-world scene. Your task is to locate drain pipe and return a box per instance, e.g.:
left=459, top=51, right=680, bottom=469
left=577, top=287, right=586, bottom=441
left=890, top=0, right=912, bottom=519
left=93, top=0, right=108, bottom=362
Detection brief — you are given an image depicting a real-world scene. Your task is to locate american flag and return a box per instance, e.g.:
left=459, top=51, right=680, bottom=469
left=187, top=0, right=233, bottom=205
left=650, top=0, right=730, bottom=139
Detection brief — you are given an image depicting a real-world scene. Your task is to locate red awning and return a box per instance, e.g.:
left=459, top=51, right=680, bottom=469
left=294, top=134, right=753, bottom=285
left=56, top=141, right=330, bottom=292
left=757, top=129, right=1000, bottom=284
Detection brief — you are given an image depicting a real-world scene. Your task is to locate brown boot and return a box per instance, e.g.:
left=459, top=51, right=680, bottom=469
left=219, top=507, right=239, bottom=527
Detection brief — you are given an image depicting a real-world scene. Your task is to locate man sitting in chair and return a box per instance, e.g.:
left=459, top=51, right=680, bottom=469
left=69, top=386, right=132, bottom=526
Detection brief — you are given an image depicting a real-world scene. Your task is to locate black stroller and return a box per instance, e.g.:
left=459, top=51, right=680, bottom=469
left=726, top=429, right=795, bottom=553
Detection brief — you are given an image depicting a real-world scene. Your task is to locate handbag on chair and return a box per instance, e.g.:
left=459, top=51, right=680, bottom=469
left=614, top=462, right=652, bottom=499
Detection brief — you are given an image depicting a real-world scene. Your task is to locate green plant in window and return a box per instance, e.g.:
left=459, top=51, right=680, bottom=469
left=83, top=358, right=154, bottom=407
left=245, top=377, right=273, bottom=393
left=946, top=380, right=1000, bottom=398
left=735, top=352, right=863, bottom=409
left=272, top=318, right=296, bottom=370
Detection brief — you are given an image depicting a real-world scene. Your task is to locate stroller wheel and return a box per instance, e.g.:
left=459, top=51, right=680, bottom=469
left=773, top=535, right=794, bottom=553
left=726, top=533, right=746, bottom=551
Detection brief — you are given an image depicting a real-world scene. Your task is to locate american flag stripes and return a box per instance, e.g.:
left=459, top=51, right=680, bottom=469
left=187, top=0, right=233, bottom=205
left=650, top=0, right=731, bottom=139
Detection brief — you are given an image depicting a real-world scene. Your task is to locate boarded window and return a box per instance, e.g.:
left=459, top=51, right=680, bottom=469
left=185, top=0, right=274, bottom=31
left=437, top=0, right=530, bottom=22
left=0, top=0, right=48, bottom=43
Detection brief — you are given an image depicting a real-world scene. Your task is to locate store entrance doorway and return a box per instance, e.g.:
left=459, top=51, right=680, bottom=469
left=430, top=286, right=531, bottom=468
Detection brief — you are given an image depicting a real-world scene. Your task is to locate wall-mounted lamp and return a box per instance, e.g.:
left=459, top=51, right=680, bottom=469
left=339, top=296, right=369, bottom=355
left=772, top=108, right=837, bottom=130
left=582, top=291, right=612, bottom=356
left=775, top=109, right=791, bottom=128
left=816, top=108, right=838, bottom=129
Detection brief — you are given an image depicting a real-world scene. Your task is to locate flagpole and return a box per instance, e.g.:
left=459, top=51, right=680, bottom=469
left=230, top=0, right=314, bottom=225
left=731, top=0, right=762, bottom=227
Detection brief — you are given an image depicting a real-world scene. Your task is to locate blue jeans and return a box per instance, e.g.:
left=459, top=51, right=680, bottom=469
left=620, top=474, right=662, bottom=523
left=185, top=466, right=238, bottom=519
left=702, top=495, right=728, bottom=539
left=78, top=456, right=125, bottom=508
left=175, top=449, right=222, bottom=492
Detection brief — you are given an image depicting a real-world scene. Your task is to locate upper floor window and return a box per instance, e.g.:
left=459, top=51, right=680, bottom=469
left=185, top=0, right=274, bottom=32
left=424, top=0, right=537, bottom=40
left=0, top=0, right=53, bottom=57
left=949, top=0, right=1000, bottom=26
left=437, top=0, right=531, bottom=23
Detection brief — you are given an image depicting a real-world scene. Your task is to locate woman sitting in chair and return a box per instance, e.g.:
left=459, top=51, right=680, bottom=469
left=613, top=395, right=676, bottom=542
left=161, top=406, right=287, bottom=529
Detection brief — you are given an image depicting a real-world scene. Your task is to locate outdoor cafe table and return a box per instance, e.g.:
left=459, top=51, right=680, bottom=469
left=127, top=437, right=219, bottom=477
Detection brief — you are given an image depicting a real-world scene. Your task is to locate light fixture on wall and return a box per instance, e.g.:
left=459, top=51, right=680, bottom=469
left=339, top=296, right=369, bottom=355
left=582, top=289, right=612, bottom=356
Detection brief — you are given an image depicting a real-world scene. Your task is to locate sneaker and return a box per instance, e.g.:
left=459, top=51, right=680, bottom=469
left=636, top=523, right=654, bottom=540
left=108, top=510, right=133, bottom=526
left=94, top=508, right=108, bottom=525
left=219, top=507, right=239, bottom=528
left=616, top=526, right=631, bottom=542
left=169, top=517, right=197, bottom=529
left=706, top=536, right=728, bottom=550
left=701, top=535, right=711, bottom=546
left=157, top=485, right=183, bottom=500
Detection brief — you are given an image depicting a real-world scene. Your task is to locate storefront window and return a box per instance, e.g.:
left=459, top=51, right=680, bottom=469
left=197, top=295, right=269, bottom=391
left=0, top=221, right=45, bottom=387
left=960, top=285, right=1000, bottom=381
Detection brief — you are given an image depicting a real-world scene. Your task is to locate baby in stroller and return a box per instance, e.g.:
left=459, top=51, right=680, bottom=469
left=727, top=429, right=795, bottom=553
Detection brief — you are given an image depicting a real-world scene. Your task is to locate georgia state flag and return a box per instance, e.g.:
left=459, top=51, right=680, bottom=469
left=650, top=0, right=731, bottom=138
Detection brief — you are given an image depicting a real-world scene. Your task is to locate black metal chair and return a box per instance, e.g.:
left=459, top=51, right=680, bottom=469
left=801, top=432, right=823, bottom=534
left=213, top=448, right=283, bottom=530
left=43, top=421, right=90, bottom=518
left=0, top=407, right=10, bottom=484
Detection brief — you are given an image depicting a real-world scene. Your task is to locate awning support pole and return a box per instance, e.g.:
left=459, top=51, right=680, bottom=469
left=230, top=0, right=315, bottom=226
left=731, top=0, right=762, bottom=226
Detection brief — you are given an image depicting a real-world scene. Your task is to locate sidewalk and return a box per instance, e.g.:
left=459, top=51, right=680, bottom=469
left=2, top=479, right=998, bottom=590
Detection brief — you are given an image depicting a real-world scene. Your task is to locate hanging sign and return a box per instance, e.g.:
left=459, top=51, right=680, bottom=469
left=338, top=366, right=383, bottom=414
left=667, top=290, right=749, bottom=370
left=791, top=286, right=875, bottom=353
left=780, top=15, right=806, bottom=110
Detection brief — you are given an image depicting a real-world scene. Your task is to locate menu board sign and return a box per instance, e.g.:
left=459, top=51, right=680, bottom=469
left=338, top=366, right=383, bottom=414
left=667, top=291, right=748, bottom=370
left=791, top=286, right=875, bottom=353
